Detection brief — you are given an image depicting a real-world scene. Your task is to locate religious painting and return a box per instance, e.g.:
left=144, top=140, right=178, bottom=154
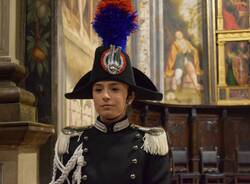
left=216, top=0, right=250, bottom=104
left=163, top=0, right=205, bottom=104
left=223, top=0, right=249, bottom=30
left=59, top=0, right=100, bottom=127
left=225, top=41, right=250, bottom=87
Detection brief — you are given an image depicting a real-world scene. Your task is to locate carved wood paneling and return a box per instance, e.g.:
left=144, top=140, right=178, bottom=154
left=144, top=110, right=162, bottom=127
left=224, top=116, right=250, bottom=172
left=128, top=107, right=142, bottom=126
left=192, top=114, right=221, bottom=171
left=194, top=115, right=221, bottom=149
left=131, top=101, right=250, bottom=174
left=165, top=113, right=189, bottom=148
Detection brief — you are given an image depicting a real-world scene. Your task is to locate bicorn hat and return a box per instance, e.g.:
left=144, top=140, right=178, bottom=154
left=65, top=0, right=163, bottom=101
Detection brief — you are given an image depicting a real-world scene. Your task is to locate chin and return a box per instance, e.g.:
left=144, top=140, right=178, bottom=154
left=100, top=113, right=117, bottom=120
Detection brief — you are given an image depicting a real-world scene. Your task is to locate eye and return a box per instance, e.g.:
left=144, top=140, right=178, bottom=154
left=94, top=88, right=102, bottom=93
left=111, top=87, right=120, bottom=92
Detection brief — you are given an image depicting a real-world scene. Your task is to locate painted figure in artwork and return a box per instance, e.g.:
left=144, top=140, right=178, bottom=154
left=223, top=0, right=249, bottom=29
left=226, top=42, right=250, bottom=86
left=165, top=31, right=202, bottom=99
left=163, top=0, right=205, bottom=104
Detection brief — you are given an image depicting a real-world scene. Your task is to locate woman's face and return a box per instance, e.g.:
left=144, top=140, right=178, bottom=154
left=92, top=81, right=134, bottom=123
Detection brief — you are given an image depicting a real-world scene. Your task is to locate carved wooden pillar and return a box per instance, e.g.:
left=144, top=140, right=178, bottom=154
left=190, top=108, right=199, bottom=172
left=0, top=1, right=54, bottom=184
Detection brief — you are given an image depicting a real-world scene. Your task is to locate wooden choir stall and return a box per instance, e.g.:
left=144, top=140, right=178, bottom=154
left=129, top=101, right=250, bottom=184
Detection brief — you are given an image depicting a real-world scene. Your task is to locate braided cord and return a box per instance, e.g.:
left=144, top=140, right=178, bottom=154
left=50, top=142, right=83, bottom=184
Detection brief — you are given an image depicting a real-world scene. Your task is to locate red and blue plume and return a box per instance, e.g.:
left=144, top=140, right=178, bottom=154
left=93, top=0, right=138, bottom=51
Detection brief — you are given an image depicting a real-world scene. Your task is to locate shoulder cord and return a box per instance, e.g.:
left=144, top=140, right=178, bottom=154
left=72, top=149, right=84, bottom=184
left=49, top=141, right=83, bottom=184
left=50, top=138, right=70, bottom=184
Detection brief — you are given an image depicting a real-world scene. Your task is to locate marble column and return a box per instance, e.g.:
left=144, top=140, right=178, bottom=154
left=133, top=0, right=165, bottom=94
left=134, top=0, right=151, bottom=76
left=150, top=0, right=165, bottom=93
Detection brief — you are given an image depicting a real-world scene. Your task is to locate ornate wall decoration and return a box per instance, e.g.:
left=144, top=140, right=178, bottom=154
left=25, top=0, right=52, bottom=122
left=26, top=0, right=51, bottom=78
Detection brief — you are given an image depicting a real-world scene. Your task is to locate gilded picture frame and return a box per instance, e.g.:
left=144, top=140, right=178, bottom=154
left=215, top=0, right=250, bottom=105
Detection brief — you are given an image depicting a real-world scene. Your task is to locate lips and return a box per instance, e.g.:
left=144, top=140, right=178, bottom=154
left=101, top=104, right=113, bottom=108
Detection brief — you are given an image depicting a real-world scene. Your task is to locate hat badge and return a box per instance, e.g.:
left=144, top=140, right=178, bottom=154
left=100, top=45, right=126, bottom=75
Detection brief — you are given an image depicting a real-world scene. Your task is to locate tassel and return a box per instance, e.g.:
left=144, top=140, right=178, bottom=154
left=57, top=132, right=71, bottom=155
left=57, top=128, right=84, bottom=155
left=131, top=124, right=169, bottom=156
left=142, top=130, right=169, bottom=156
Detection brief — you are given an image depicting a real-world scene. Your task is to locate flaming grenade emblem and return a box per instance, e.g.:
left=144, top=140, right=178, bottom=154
left=101, top=45, right=126, bottom=75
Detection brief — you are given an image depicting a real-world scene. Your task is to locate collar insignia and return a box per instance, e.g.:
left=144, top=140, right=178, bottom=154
left=94, top=118, right=130, bottom=133
left=100, top=45, right=126, bottom=75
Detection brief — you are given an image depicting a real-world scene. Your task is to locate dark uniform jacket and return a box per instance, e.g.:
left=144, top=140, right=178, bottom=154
left=51, top=118, right=171, bottom=184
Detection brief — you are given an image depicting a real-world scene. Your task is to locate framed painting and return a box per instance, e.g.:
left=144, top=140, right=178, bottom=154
left=222, top=0, right=249, bottom=30
left=57, top=0, right=100, bottom=129
left=216, top=0, right=250, bottom=105
left=225, top=41, right=249, bottom=87
left=163, top=0, right=209, bottom=104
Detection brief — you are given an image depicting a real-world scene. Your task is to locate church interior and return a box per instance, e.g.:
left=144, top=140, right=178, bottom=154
left=0, top=0, right=250, bottom=183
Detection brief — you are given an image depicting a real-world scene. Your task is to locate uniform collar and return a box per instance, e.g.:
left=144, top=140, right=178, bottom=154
left=94, top=116, right=130, bottom=133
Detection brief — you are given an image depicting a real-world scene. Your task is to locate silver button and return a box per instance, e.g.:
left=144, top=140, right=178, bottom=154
left=82, top=175, right=88, bottom=181
left=131, top=159, right=138, bottom=164
left=84, top=136, right=88, bottom=141
left=83, top=148, right=88, bottom=153
left=135, top=133, right=141, bottom=138
left=132, top=145, right=138, bottom=151
left=130, top=174, right=136, bottom=180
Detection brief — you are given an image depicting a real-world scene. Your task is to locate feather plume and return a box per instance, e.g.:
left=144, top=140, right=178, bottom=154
left=93, top=0, right=138, bottom=51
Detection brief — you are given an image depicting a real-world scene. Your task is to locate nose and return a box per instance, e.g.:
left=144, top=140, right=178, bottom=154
left=102, top=89, right=110, bottom=101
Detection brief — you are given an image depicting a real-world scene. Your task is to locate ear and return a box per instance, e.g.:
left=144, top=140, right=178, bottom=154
left=127, top=91, right=135, bottom=105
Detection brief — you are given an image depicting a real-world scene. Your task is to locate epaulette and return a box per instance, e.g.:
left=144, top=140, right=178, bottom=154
left=131, top=124, right=169, bottom=156
left=57, top=125, right=93, bottom=155
left=62, top=126, right=92, bottom=135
